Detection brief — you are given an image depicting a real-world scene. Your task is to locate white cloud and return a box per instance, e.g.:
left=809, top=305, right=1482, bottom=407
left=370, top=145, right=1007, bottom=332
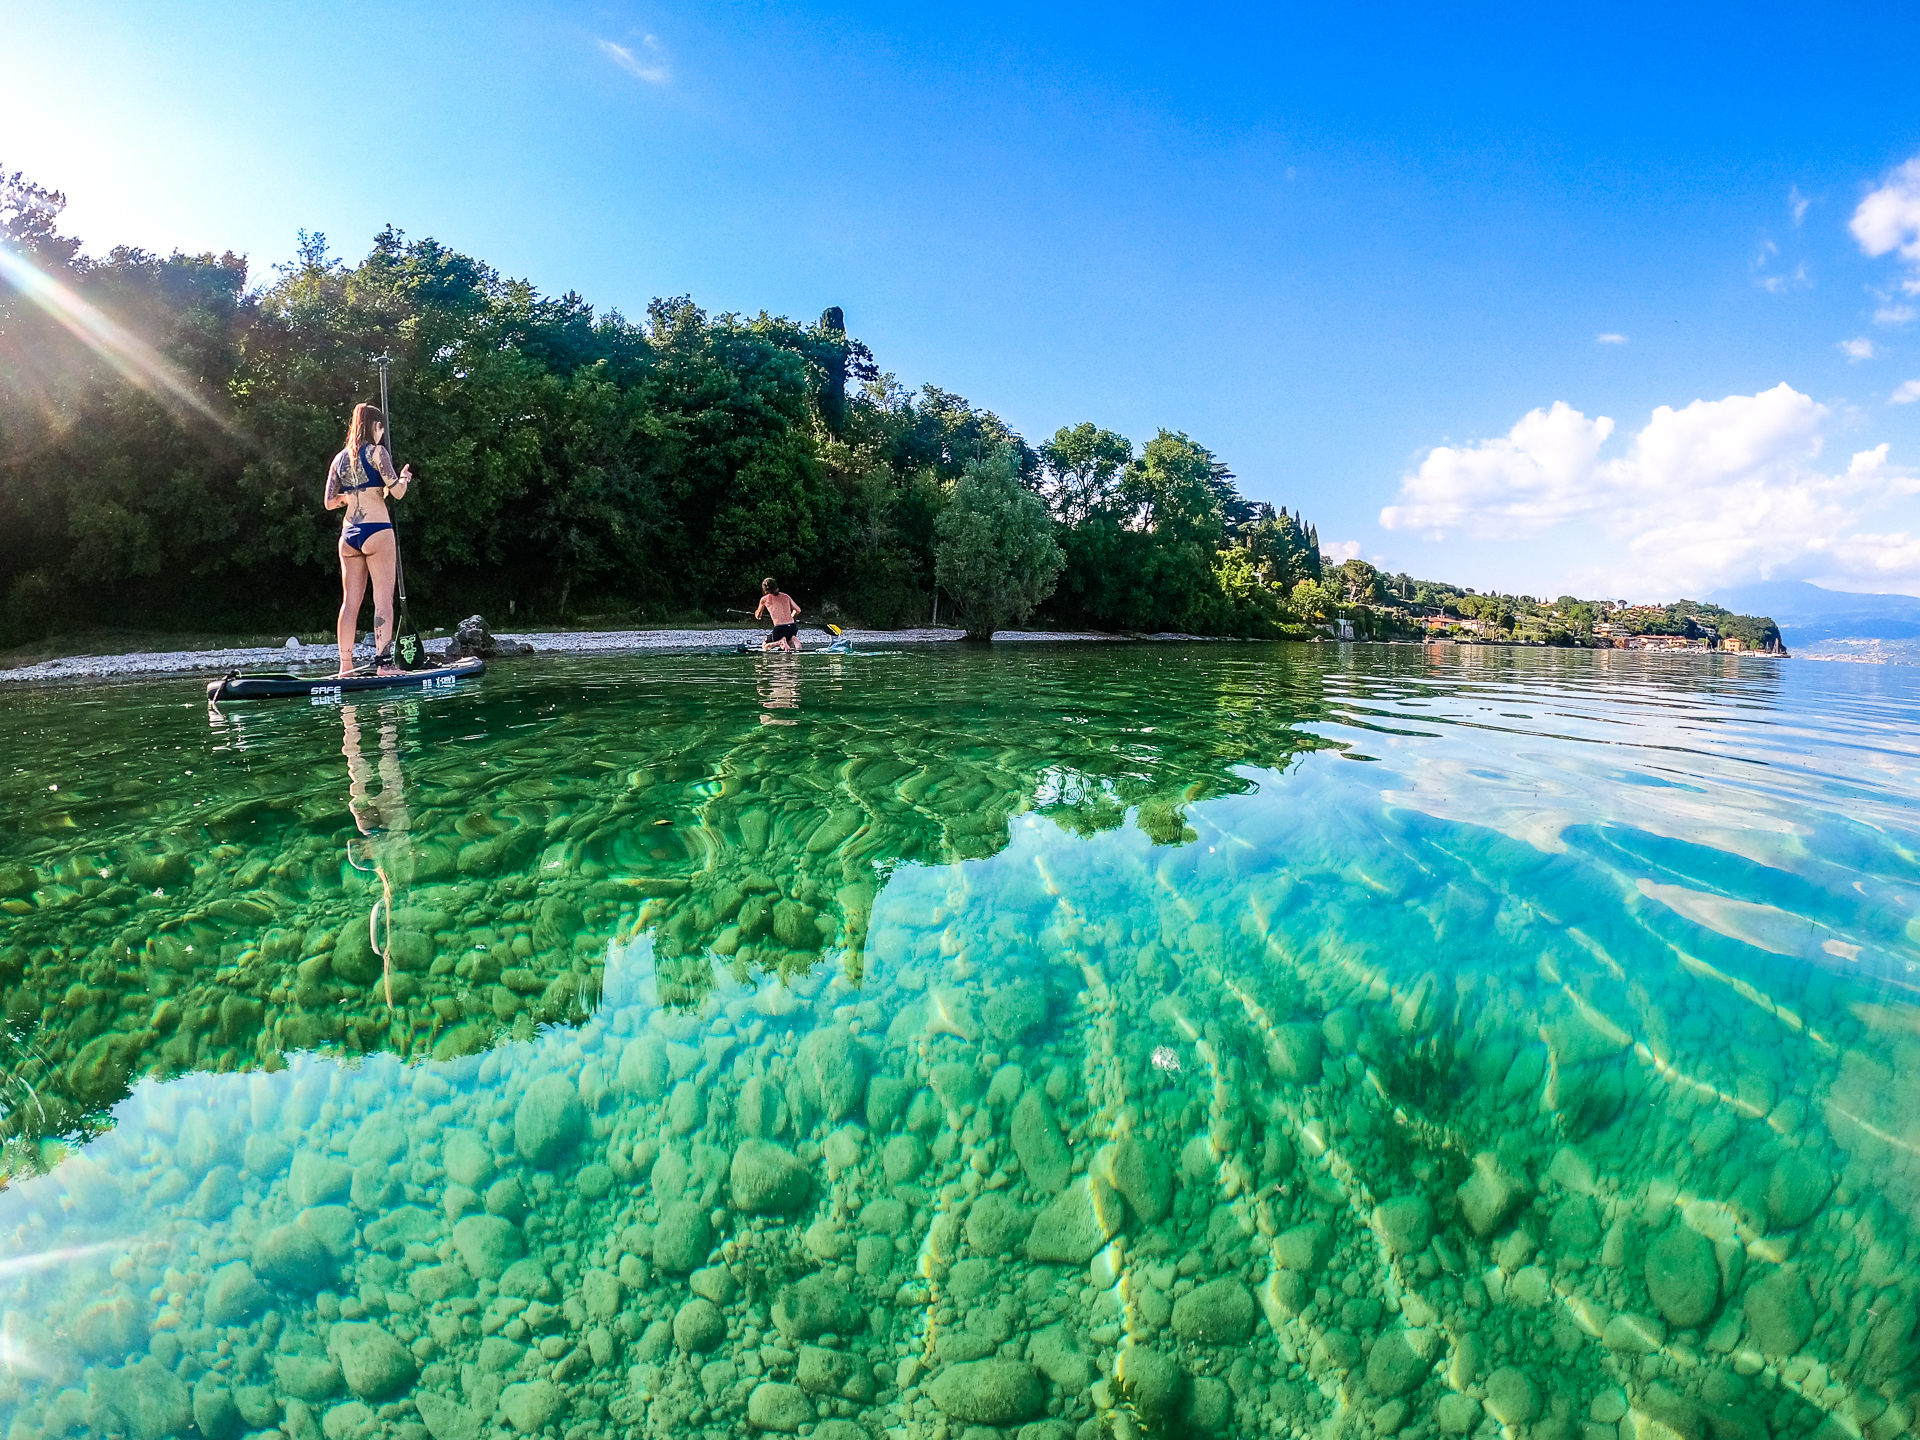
left=1790, top=186, right=1809, bottom=226
left=1841, top=337, right=1877, bottom=361
left=1853, top=158, right=1920, bottom=261
left=1894, top=380, right=1920, bottom=405
left=1381, top=384, right=1920, bottom=595
left=598, top=34, right=670, bottom=84
left=1757, top=262, right=1810, bottom=294
left=1323, top=538, right=1363, bottom=562
left=1596, top=332, right=1628, bottom=345
left=1878, top=303, right=1918, bottom=326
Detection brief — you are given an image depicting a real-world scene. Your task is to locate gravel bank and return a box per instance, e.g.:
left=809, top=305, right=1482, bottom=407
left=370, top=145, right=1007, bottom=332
left=0, top=626, right=1129, bottom=685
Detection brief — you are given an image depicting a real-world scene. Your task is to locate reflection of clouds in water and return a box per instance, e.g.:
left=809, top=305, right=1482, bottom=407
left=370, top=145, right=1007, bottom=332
left=1377, top=748, right=1807, bottom=868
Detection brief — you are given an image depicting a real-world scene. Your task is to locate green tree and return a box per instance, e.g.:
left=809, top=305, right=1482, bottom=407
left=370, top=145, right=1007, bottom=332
left=1288, top=578, right=1338, bottom=623
left=1039, top=423, right=1132, bottom=525
left=934, top=447, right=1064, bottom=640
left=1332, top=558, right=1384, bottom=605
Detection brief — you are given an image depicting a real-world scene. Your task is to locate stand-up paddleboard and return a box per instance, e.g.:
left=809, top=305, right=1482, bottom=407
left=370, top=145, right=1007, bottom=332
left=207, top=655, right=484, bottom=701
left=726, top=624, right=851, bottom=654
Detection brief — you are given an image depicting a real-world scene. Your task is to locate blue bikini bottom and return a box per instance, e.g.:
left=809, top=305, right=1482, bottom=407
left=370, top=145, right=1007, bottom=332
left=343, top=520, right=392, bottom=553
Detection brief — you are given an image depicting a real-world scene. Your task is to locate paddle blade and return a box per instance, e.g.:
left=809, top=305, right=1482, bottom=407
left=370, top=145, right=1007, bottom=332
left=395, top=628, right=427, bottom=669
left=825, top=623, right=843, bottom=636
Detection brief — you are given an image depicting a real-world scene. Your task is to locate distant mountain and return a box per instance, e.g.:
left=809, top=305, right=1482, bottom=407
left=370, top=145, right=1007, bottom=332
left=1706, top=581, right=1920, bottom=647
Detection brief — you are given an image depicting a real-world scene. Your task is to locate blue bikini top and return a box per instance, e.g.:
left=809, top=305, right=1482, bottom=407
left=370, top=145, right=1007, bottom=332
left=340, top=445, right=387, bottom=493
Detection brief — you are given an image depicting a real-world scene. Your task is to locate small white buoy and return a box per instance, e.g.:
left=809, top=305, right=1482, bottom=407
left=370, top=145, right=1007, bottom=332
left=284, top=637, right=300, bottom=649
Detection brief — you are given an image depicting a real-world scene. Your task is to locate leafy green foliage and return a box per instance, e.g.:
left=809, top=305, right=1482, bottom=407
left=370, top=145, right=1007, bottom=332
left=933, top=447, right=1065, bottom=639
left=0, top=169, right=1782, bottom=650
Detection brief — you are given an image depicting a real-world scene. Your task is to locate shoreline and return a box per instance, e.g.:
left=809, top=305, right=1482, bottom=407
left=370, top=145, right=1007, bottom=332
left=0, top=627, right=1819, bottom=686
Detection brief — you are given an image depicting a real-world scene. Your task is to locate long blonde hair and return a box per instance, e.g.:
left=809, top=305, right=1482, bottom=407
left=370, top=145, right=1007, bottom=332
left=344, top=403, right=386, bottom=474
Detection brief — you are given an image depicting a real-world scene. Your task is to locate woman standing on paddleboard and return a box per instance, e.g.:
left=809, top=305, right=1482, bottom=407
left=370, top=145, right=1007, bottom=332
left=324, top=403, right=413, bottom=677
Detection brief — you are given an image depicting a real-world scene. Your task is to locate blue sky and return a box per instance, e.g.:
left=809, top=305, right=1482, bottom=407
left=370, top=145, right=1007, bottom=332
left=9, top=0, right=1920, bottom=599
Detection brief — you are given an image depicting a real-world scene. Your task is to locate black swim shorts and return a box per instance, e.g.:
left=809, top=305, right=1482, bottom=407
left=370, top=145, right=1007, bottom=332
left=769, top=622, right=799, bottom=641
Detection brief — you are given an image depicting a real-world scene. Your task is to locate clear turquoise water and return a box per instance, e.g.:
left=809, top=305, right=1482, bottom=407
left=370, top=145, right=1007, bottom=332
left=2, top=643, right=1918, bottom=1440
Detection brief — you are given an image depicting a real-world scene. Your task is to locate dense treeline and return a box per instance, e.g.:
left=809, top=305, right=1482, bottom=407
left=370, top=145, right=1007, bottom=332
left=0, top=171, right=1332, bottom=645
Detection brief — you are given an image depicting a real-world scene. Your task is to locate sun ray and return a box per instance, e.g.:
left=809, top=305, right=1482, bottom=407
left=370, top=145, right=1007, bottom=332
left=0, top=245, right=242, bottom=440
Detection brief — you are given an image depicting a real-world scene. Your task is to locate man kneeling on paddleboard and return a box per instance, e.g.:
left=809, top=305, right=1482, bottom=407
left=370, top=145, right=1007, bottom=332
left=755, top=578, right=803, bottom=652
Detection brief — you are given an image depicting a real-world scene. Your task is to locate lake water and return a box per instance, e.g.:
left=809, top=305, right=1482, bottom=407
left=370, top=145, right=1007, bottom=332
left=2, top=642, right=1918, bottom=1440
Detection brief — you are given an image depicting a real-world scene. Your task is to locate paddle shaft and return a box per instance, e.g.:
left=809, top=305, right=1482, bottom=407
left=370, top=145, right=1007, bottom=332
left=375, top=355, right=426, bottom=667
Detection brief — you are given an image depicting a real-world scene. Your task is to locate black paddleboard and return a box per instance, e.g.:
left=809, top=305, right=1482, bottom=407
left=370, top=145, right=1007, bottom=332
left=207, top=656, right=484, bottom=700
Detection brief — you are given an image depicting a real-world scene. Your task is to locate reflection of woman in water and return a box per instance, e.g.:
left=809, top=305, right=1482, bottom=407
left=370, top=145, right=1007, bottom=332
left=342, top=702, right=412, bottom=1008
left=758, top=654, right=800, bottom=725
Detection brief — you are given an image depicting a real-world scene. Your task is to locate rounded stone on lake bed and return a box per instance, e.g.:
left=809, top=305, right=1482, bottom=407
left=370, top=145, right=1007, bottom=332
left=655, top=1199, right=714, bottom=1273
left=882, top=1133, right=929, bottom=1185
left=1374, top=1194, right=1432, bottom=1257
left=928, top=1359, right=1046, bottom=1426
left=327, top=1321, right=415, bottom=1399
left=1115, top=1347, right=1187, bottom=1418
left=451, top=1214, right=522, bottom=1280
left=1365, top=1325, right=1439, bottom=1396
left=514, top=1073, right=585, bottom=1167
left=499, top=1378, right=562, bottom=1435
left=255, top=1223, right=334, bottom=1292
left=748, top=1381, right=814, bottom=1432
left=1110, top=1136, right=1173, bottom=1224
left=673, top=1297, right=726, bottom=1352
left=205, top=1260, right=268, bottom=1325
left=1484, top=1365, right=1538, bottom=1424
left=966, top=1192, right=1032, bottom=1256
left=1645, top=1221, right=1719, bottom=1328
left=1767, top=1151, right=1831, bottom=1229
left=731, top=1138, right=812, bottom=1213
left=1025, top=1176, right=1123, bottom=1264
left=1275, top=1219, right=1333, bottom=1271
left=1602, top=1312, right=1667, bottom=1354
left=1745, top=1267, right=1814, bottom=1356
left=1170, top=1277, right=1255, bottom=1344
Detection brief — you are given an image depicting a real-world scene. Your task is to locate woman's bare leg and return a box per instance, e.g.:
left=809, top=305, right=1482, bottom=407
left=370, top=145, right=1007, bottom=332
left=361, top=530, right=401, bottom=671
left=338, top=544, right=370, bottom=675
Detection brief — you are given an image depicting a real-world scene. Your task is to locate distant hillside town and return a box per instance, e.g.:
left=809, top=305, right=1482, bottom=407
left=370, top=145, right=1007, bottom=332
left=1301, top=559, right=1786, bottom=654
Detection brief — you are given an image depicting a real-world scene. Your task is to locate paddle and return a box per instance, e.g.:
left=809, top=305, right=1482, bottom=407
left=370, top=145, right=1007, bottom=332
left=375, top=354, right=427, bottom=669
